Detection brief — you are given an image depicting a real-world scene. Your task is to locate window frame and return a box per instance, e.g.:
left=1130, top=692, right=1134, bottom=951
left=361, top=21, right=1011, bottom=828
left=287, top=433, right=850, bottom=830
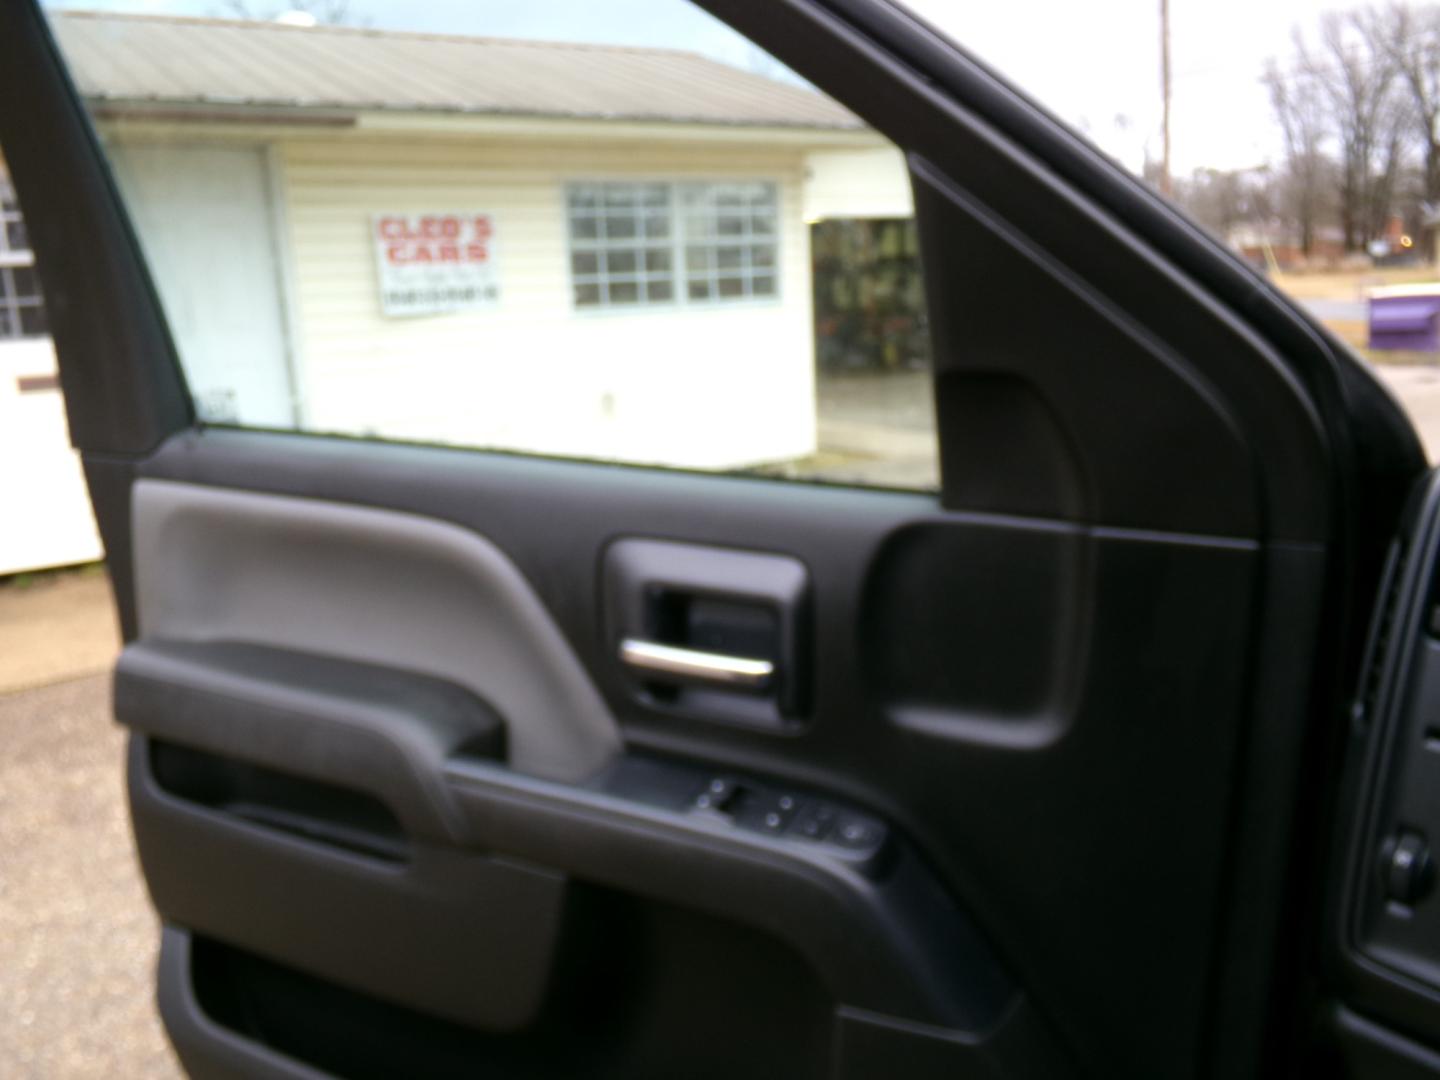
left=566, top=177, right=781, bottom=314
left=0, top=179, right=46, bottom=340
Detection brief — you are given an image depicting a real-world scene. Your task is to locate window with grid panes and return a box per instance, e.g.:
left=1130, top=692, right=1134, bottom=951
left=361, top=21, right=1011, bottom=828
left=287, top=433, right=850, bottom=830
left=0, top=180, right=46, bottom=339
left=567, top=182, right=676, bottom=308
left=567, top=180, right=778, bottom=310
left=681, top=182, right=777, bottom=302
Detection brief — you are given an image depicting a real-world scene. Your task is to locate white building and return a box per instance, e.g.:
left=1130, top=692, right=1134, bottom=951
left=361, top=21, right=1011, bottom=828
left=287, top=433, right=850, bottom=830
left=0, top=171, right=104, bottom=576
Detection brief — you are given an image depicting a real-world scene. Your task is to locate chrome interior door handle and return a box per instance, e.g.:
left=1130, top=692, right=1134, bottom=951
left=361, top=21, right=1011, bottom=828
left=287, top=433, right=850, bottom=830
left=618, top=638, right=775, bottom=690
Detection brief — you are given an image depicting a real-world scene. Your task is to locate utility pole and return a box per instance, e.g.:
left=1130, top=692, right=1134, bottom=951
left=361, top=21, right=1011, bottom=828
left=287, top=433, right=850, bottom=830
left=1160, top=0, right=1173, bottom=196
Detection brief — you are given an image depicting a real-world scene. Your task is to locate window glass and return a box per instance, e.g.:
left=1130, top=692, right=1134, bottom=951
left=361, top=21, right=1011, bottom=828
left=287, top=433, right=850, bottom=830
left=44, top=0, right=938, bottom=491
left=895, top=0, right=1440, bottom=461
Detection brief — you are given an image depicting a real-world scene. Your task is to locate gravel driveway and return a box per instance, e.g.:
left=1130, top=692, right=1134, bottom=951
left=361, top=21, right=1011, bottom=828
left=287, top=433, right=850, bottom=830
left=0, top=676, right=179, bottom=1078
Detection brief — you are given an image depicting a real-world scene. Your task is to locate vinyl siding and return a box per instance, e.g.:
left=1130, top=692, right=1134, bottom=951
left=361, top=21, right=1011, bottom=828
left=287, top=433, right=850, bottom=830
left=804, top=146, right=913, bottom=221
left=0, top=339, right=104, bottom=574
left=276, top=136, right=818, bottom=469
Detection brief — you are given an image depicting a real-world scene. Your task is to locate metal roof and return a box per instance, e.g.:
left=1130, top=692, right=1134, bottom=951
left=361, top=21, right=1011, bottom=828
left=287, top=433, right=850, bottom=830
left=49, top=11, right=863, bottom=130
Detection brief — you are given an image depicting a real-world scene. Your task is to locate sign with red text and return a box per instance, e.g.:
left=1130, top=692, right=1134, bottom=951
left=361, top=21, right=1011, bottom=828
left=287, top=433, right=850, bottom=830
left=372, top=212, right=499, bottom=317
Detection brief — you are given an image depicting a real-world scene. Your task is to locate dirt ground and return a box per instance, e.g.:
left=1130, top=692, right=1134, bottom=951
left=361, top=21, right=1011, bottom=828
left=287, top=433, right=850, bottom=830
left=0, top=675, right=180, bottom=1078
left=0, top=567, right=178, bottom=1077
left=0, top=568, right=178, bottom=1077
left=0, top=568, right=120, bottom=694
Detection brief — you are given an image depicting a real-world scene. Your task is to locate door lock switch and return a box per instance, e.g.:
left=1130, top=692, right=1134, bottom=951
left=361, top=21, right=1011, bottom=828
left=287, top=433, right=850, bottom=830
left=830, top=813, right=886, bottom=853
left=1383, top=830, right=1435, bottom=906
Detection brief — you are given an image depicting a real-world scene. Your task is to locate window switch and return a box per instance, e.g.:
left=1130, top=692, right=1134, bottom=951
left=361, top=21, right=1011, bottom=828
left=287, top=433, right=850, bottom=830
left=829, top=813, right=886, bottom=853
left=751, top=792, right=801, bottom=833
left=787, top=802, right=836, bottom=841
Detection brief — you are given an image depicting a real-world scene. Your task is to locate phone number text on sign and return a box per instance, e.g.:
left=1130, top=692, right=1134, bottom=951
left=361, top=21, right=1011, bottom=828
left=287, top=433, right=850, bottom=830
left=373, top=213, right=499, bottom=317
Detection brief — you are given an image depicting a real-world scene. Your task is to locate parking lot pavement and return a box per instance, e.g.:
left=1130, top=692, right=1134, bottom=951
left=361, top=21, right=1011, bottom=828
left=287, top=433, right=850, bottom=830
left=1301, top=298, right=1368, bottom=323
left=809, top=370, right=940, bottom=489
left=1373, top=363, right=1440, bottom=462
left=0, top=676, right=179, bottom=1078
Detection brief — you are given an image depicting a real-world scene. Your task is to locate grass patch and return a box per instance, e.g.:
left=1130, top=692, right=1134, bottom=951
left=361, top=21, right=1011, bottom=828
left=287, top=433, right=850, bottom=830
left=0, top=561, right=107, bottom=591
left=1313, top=316, right=1440, bottom=366
left=1273, top=266, right=1440, bottom=301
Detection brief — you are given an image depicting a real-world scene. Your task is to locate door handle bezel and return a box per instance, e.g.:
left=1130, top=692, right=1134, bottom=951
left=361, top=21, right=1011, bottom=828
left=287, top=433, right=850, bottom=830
left=604, top=537, right=810, bottom=726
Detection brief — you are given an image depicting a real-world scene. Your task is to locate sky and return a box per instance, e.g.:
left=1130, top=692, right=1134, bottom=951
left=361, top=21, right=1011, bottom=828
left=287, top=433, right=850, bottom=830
left=902, top=0, right=1362, bottom=174
left=42, top=0, right=1366, bottom=177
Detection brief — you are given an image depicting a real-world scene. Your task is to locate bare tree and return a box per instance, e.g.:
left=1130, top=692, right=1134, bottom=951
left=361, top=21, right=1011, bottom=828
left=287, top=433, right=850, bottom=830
left=1174, top=166, right=1280, bottom=248
left=1263, top=57, right=1330, bottom=254
left=1177, top=168, right=1248, bottom=238
left=1369, top=92, right=1414, bottom=241
left=1297, top=14, right=1402, bottom=250
left=1368, top=3, right=1440, bottom=257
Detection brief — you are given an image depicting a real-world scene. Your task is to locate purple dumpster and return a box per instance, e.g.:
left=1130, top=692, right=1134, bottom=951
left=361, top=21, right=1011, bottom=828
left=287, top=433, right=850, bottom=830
left=1369, top=285, right=1440, bottom=351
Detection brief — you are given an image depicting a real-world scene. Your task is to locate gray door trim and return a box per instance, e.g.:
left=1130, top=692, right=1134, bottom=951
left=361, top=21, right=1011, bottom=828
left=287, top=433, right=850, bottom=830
left=131, top=478, right=620, bottom=781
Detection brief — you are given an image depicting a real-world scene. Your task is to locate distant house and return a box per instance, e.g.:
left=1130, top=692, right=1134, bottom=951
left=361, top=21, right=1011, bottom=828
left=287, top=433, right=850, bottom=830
left=51, top=11, right=914, bottom=471
left=0, top=164, right=103, bottom=576
left=1423, top=203, right=1440, bottom=265
left=1228, top=223, right=1347, bottom=272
